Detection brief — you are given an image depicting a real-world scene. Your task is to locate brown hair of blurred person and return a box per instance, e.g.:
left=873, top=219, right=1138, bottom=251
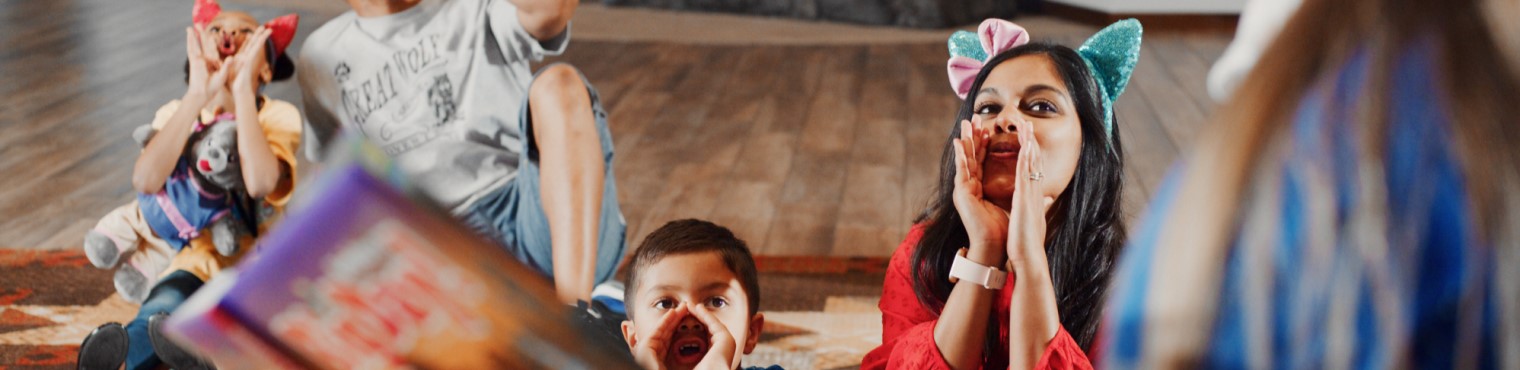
left=1139, top=0, right=1520, bottom=367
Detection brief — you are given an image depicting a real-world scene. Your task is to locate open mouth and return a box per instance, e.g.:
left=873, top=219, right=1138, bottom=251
left=668, top=336, right=709, bottom=366
left=987, top=138, right=1020, bottom=159
left=218, top=36, right=237, bottom=56
left=678, top=343, right=702, bottom=356
left=198, top=159, right=213, bottom=172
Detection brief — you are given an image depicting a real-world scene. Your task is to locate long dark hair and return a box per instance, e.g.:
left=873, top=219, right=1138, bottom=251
left=908, top=43, right=1127, bottom=358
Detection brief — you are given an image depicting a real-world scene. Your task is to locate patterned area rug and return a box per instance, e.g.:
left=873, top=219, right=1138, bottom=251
left=0, top=250, right=886, bottom=369
left=0, top=251, right=137, bottom=369
left=748, top=256, right=887, bottom=370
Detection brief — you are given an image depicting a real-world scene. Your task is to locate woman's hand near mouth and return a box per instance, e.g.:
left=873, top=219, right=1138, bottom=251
left=1004, top=116, right=1060, bottom=370
left=1004, top=116, right=1055, bottom=267
left=689, top=303, right=739, bottom=370
left=953, top=116, right=1011, bottom=264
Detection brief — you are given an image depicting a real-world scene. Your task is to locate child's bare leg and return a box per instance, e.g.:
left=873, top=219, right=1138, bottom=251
left=529, top=64, right=605, bottom=304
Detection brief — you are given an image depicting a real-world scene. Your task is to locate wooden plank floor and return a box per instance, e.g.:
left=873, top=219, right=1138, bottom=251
left=0, top=0, right=1231, bottom=256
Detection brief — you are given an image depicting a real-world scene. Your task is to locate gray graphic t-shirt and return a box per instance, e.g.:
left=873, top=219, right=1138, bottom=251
left=297, top=0, right=567, bottom=213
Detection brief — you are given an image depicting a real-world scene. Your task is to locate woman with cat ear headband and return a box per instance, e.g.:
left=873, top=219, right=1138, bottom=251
left=867, top=19, right=1141, bottom=370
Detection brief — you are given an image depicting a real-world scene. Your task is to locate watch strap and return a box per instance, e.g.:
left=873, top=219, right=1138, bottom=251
left=949, top=248, right=1007, bottom=290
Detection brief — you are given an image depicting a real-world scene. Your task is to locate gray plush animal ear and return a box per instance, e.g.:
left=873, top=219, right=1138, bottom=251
left=132, top=125, right=157, bottom=148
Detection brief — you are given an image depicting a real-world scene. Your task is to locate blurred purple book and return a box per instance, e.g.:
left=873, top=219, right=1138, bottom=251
left=163, top=136, right=633, bottom=369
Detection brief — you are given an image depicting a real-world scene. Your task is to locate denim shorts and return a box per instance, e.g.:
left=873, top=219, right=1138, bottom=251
left=462, top=64, right=627, bottom=285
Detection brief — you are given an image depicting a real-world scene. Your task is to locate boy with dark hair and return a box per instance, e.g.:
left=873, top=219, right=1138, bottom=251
left=619, top=219, right=782, bottom=370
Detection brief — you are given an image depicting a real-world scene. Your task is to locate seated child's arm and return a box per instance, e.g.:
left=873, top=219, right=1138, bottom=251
left=506, top=0, right=575, bottom=41
left=228, top=27, right=282, bottom=198
left=134, top=27, right=226, bottom=194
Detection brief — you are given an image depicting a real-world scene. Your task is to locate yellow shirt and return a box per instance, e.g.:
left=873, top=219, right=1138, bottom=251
left=148, top=97, right=303, bottom=281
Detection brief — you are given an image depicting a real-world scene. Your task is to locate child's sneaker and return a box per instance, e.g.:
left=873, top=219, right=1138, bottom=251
left=149, top=313, right=216, bottom=370
left=590, top=280, right=625, bottom=315
left=77, top=322, right=128, bottom=370
left=571, top=299, right=633, bottom=360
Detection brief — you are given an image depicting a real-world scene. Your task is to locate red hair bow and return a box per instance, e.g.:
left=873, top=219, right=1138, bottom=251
left=191, top=0, right=220, bottom=28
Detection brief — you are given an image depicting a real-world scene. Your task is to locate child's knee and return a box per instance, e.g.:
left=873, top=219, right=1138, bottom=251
left=528, top=64, right=600, bottom=145
left=529, top=64, right=590, bottom=110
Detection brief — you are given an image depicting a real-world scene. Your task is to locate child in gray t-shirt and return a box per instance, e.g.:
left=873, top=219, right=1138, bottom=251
left=297, top=0, right=625, bottom=305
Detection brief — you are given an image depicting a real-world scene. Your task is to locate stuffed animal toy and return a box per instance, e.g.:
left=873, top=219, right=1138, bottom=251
left=84, top=116, right=250, bottom=302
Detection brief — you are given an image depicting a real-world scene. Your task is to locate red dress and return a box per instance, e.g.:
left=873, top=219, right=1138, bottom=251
left=862, top=224, right=1093, bottom=370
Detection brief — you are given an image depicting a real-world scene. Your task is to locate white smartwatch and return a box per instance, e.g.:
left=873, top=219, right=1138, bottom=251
left=948, top=248, right=1007, bottom=290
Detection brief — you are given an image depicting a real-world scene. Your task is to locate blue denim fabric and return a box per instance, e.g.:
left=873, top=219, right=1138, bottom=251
left=463, top=63, right=627, bottom=285
left=125, top=270, right=202, bottom=370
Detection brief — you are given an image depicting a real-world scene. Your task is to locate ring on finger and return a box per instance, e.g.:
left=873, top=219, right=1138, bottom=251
left=1030, top=171, right=1044, bottom=181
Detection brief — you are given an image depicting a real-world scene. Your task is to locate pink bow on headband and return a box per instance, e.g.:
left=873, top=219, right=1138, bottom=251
left=947, top=20, right=1031, bottom=99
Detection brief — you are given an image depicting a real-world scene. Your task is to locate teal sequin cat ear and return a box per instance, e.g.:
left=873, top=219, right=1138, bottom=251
left=1077, top=19, right=1143, bottom=140
left=948, top=30, right=986, bottom=62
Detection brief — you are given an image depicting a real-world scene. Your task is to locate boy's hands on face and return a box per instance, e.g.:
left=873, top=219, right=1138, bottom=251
left=628, top=301, right=747, bottom=370
left=630, top=302, right=690, bottom=370
left=689, top=303, right=739, bottom=370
